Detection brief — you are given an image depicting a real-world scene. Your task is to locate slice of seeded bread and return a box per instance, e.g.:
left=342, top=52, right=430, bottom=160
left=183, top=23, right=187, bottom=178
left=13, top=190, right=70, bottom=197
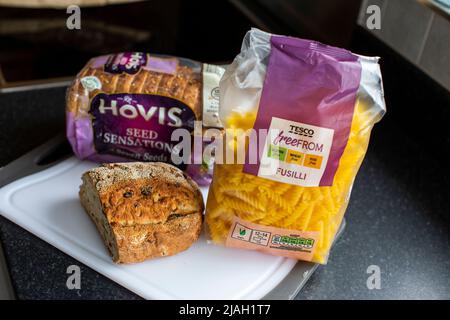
left=79, top=162, right=204, bottom=263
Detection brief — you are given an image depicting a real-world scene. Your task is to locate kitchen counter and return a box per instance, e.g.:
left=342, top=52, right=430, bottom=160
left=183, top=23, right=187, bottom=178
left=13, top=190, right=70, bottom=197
left=0, top=86, right=448, bottom=300
left=0, top=30, right=449, bottom=299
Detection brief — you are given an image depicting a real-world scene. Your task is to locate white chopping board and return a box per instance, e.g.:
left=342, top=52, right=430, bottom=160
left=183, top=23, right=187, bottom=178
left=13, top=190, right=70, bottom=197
left=0, top=157, right=299, bottom=299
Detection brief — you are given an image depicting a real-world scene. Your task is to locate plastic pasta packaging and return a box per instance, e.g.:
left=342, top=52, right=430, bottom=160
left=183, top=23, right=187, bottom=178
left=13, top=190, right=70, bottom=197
left=66, top=52, right=224, bottom=186
left=205, top=29, right=386, bottom=264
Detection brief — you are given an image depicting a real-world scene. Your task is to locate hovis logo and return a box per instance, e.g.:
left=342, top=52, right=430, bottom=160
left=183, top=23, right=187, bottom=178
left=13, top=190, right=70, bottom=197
left=288, top=124, right=314, bottom=138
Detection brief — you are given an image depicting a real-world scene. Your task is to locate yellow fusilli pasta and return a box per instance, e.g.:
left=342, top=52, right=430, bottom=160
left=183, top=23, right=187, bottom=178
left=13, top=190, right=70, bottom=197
left=206, top=99, right=374, bottom=264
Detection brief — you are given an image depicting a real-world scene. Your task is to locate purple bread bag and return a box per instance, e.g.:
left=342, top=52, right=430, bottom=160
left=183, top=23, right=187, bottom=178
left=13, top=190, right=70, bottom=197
left=66, top=52, right=224, bottom=186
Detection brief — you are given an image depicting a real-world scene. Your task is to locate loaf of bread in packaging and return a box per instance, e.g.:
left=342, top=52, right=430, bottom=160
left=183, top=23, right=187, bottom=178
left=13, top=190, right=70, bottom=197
left=79, top=162, right=204, bottom=263
left=66, top=54, right=202, bottom=118
left=66, top=53, right=224, bottom=186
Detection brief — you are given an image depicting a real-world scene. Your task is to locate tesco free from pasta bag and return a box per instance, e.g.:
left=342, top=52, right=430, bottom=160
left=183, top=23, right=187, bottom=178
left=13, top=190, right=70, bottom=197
left=205, top=29, right=386, bottom=264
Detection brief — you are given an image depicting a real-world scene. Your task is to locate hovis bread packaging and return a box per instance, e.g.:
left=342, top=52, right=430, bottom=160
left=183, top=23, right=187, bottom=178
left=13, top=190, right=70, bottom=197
left=66, top=52, right=224, bottom=186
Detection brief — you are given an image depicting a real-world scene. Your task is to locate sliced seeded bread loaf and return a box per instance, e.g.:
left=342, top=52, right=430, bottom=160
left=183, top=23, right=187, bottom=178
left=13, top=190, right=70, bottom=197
left=79, top=162, right=204, bottom=263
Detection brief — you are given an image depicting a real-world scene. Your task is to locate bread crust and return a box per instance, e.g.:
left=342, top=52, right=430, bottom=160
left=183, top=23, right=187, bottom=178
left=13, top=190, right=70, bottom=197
left=79, top=162, right=204, bottom=263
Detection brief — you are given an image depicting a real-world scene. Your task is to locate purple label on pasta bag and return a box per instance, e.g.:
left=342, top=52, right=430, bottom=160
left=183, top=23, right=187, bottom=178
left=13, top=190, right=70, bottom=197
left=243, top=35, right=362, bottom=186
left=104, top=52, right=147, bottom=75
left=89, top=93, right=196, bottom=165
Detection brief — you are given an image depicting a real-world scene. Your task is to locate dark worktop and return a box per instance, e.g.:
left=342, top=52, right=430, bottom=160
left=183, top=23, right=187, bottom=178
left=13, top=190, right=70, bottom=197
left=0, top=29, right=449, bottom=299
left=1, top=90, right=449, bottom=299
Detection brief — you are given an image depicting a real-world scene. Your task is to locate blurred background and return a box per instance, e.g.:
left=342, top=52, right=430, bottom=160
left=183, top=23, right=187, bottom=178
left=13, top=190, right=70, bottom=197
left=1, top=0, right=449, bottom=175
left=0, top=0, right=449, bottom=300
left=0, top=0, right=447, bottom=90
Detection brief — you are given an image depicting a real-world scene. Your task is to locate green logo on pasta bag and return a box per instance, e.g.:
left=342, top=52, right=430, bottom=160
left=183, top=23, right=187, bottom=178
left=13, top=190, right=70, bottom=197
left=239, top=228, right=246, bottom=236
left=268, top=144, right=287, bottom=161
left=272, top=234, right=315, bottom=249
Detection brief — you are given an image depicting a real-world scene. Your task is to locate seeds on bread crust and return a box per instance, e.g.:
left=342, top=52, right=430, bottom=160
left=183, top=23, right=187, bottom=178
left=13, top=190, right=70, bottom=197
left=79, top=162, right=204, bottom=263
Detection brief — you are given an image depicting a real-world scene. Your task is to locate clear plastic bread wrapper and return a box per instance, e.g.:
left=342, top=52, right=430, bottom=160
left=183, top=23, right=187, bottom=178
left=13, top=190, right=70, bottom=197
left=66, top=52, right=224, bottom=186
left=205, top=29, right=386, bottom=264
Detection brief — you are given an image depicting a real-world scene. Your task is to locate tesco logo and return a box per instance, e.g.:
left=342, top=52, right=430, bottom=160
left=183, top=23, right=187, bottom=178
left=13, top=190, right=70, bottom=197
left=288, top=125, right=314, bottom=138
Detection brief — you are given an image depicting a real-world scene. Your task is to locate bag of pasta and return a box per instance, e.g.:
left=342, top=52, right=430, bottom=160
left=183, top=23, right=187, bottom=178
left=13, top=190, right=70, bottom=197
left=205, top=29, right=386, bottom=264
